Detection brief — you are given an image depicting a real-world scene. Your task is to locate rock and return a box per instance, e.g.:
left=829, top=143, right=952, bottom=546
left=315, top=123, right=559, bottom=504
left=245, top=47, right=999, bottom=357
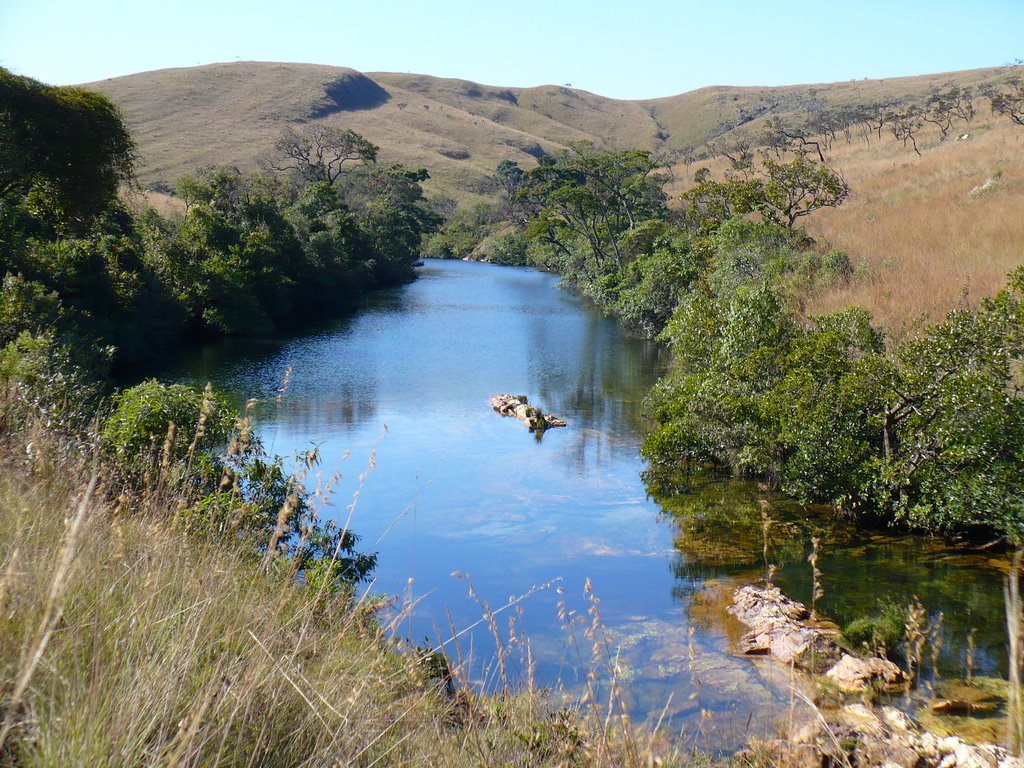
left=930, top=699, right=998, bottom=715
left=840, top=702, right=885, bottom=736
left=969, top=178, right=999, bottom=198
left=729, top=583, right=1020, bottom=768
left=791, top=719, right=824, bottom=744
left=489, top=394, right=566, bottom=432
left=731, top=584, right=809, bottom=624
left=881, top=706, right=916, bottom=734
left=825, top=653, right=905, bottom=693
left=729, top=584, right=841, bottom=669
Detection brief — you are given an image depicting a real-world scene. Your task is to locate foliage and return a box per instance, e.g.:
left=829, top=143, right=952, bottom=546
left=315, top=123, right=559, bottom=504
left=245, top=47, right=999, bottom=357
left=645, top=223, right=1024, bottom=542
left=265, top=125, right=378, bottom=185
left=682, top=156, right=848, bottom=231
left=101, top=379, right=377, bottom=586
left=865, top=275, right=1024, bottom=542
left=0, top=68, right=136, bottom=233
left=422, top=200, right=502, bottom=260
left=100, top=379, right=236, bottom=479
left=347, top=165, right=443, bottom=283
left=1, top=71, right=439, bottom=366
left=0, top=332, right=103, bottom=434
left=516, top=141, right=667, bottom=272
left=843, top=600, right=908, bottom=658
left=760, top=156, right=849, bottom=227
left=990, top=77, right=1024, bottom=127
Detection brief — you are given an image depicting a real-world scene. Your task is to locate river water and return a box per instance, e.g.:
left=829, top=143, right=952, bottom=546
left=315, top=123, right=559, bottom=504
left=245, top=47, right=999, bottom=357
left=158, top=258, right=1011, bottom=744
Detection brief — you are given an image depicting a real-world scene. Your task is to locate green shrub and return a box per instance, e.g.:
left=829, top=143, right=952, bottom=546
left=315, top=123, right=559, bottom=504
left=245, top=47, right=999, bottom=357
left=0, top=332, right=101, bottom=433
left=843, top=600, right=908, bottom=657
left=100, top=379, right=236, bottom=480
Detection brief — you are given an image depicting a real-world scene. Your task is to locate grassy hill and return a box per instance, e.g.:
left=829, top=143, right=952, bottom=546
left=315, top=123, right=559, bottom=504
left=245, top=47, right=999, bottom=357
left=89, top=61, right=1017, bottom=204
left=88, top=61, right=1024, bottom=328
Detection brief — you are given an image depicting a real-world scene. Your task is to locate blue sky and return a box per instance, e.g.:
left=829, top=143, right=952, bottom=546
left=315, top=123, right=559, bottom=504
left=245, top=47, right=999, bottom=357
left=1, top=0, right=1021, bottom=99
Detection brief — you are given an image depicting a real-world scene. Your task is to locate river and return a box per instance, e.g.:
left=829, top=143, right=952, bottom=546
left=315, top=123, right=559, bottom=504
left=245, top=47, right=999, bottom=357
left=157, top=258, right=1011, bottom=744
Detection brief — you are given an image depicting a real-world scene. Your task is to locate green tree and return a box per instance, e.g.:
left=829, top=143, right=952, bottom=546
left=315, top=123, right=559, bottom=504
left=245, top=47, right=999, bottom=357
left=348, top=165, right=442, bottom=283
left=761, top=156, right=849, bottom=228
left=0, top=68, right=135, bottom=233
left=516, top=142, right=667, bottom=273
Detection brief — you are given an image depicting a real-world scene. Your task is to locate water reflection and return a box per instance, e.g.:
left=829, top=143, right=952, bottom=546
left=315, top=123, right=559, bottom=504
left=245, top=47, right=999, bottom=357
left=152, top=259, right=1011, bottom=741
left=648, top=469, right=1011, bottom=682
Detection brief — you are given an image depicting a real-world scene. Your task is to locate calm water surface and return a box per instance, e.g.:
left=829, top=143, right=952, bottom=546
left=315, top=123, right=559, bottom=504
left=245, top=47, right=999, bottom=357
left=159, top=259, right=1010, bottom=743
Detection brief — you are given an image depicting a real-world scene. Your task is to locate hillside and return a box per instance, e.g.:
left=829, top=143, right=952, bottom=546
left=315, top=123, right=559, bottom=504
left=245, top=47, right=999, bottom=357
left=87, top=61, right=1024, bottom=329
left=88, top=61, right=1017, bottom=205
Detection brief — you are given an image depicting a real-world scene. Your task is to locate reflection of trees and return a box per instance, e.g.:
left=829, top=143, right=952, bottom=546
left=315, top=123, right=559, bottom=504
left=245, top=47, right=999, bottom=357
left=646, top=469, right=850, bottom=601
left=269, top=389, right=379, bottom=434
left=650, top=468, right=1012, bottom=678
left=527, top=304, right=665, bottom=475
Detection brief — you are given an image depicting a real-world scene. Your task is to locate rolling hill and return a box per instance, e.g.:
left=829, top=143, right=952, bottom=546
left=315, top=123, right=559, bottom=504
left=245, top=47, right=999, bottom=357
left=86, top=61, right=1024, bottom=329
left=87, top=61, right=1017, bottom=205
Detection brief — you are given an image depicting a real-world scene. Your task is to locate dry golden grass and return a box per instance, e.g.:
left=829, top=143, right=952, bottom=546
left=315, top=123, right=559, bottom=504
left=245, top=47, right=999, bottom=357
left=0, top=405, right=701, bottom=767
left=664, top=108, right=1024, bottom=332
left=88, top=60, right=1019, bottom=208
left=803, top=116, right=1024, bottom=331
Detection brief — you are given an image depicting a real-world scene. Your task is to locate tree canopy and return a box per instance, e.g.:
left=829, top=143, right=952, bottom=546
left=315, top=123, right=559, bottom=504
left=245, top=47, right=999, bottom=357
left=0, top=68, right=136, bottom=232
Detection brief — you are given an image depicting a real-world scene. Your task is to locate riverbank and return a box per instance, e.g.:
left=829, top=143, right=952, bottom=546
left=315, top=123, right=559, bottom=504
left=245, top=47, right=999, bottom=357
left=0, top=393, right=692, bottom=766
left=728, top=583, right=1021, bottom=768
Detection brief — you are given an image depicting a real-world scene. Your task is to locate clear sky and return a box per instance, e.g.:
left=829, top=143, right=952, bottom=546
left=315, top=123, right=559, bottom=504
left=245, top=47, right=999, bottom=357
left=1, top=0, right=1022, bottom=100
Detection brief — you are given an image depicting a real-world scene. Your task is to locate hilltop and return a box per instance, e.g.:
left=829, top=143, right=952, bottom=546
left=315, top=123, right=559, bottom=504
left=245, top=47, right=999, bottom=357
left=88, top=61, right=1015, bottom=204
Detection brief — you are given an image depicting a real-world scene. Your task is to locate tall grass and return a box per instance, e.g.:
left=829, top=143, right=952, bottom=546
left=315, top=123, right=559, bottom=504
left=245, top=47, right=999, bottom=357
left=804, top=115, right=1024, bottom=331
left=668, top=111, right=1024, bottom=333
left=0, top=402, right=701, bottom=766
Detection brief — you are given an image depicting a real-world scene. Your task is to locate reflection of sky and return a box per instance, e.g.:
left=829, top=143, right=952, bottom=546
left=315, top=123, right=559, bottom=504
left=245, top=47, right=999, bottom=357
left=154, top=261, right=856, bottom=739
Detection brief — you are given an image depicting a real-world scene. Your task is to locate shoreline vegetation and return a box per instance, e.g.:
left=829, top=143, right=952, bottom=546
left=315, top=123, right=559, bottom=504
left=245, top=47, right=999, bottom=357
left=3, top=63, right=1024, bottom=764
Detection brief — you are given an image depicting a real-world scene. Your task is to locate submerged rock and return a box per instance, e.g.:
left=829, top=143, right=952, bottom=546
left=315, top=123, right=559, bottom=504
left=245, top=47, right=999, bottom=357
left=746, top=704, right=1022, bottom=768
left=730, top=583, right=1018, bottom=768
left=489, top=394, right=566, bottom=431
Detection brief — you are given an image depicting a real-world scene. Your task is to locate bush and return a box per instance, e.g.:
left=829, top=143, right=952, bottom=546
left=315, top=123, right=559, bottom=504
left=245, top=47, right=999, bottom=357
left=0, top=332, right=102, bottom=434
left=843, top=600, right=908, bottom=658
left=100, top=379, right=236, bottom=481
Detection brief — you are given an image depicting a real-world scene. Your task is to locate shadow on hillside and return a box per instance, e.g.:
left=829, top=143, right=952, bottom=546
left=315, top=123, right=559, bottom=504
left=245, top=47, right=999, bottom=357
left=309, top=74, right=391, bottom=116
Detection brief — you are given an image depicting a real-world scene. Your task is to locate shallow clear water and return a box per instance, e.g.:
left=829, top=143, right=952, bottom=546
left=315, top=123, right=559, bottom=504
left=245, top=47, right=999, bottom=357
left=157, top=259, right=1011, bottom=744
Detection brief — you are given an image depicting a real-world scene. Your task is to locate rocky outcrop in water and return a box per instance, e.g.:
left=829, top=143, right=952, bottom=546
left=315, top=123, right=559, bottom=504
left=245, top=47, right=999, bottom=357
left=489, top=394, right=566, bottom=432
left=729, top=583, right=843, bottom=671
left=731, top=584, right=1018, bottom=768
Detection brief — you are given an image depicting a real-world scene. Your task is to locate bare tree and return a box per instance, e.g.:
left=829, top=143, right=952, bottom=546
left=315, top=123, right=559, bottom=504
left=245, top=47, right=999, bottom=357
left=264, top=125, right=378, bottom=185
left=886, top=105, right=925, bottom=155
left=991, top=77, right=1024, bottom=127
left=761, top=115, right=826, bottom=162
left=710, top=133, right=756, bottom=178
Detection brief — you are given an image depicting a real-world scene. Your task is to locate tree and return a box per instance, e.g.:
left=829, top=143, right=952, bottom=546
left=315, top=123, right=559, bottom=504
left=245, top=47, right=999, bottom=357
left=349, top=165, right=442, bottom=283
left=923, top=87, right=975, bottom=137
left=682, top=156, right=848, bottom=232
left=885, top=105, right=925, bottom=155
left=681, top=168, right=767, bottom=234
left=265, top=125, right=378, bottom=186
left=991, top=77, right=1024, bottom=127
left=492, top=159, right=525, bottom=220
left=761, top=156, right=849, bottom=228
left=515, top=142, right=667, bottom=271
left=0, top=68, right=136, bottom=232
left=761, top=116, right=826, bottom=162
